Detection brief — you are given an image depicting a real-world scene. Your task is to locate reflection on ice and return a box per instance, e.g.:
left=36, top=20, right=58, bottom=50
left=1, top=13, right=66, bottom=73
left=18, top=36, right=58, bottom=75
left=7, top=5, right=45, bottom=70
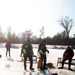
left=0, top=70, right=23, bottom=75
left=7, top=57, right=14, bottom=62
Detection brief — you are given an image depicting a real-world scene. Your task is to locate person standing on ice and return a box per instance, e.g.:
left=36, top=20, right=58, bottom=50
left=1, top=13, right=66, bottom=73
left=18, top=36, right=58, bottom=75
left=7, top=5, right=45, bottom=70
left=5, top=41, right=11, bottom=57
left=38, top=39, right=49, bottom=70
left=22, top=39, right=34, bottom=71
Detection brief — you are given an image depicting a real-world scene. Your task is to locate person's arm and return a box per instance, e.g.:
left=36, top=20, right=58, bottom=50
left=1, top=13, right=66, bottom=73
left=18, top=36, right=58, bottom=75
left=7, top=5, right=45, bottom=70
left=20, top=45, right=23, bottom=56
left=45, top=45, right=49, bottom=53
left=38, top=44, right=41, bottom=52
left=5, top=43, right=7, bottom=48
left=46, top=49, right=49, bottom=53
left=63, top=50, right=67, bottom=57
left=72, top=49, right=74, bottom=57
left=30, top=44, right=34, bottom=55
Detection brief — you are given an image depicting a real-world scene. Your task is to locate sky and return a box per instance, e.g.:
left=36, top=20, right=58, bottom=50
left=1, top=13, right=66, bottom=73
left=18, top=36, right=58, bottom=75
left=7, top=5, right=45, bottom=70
left=0, top=0, right=75, bottom=37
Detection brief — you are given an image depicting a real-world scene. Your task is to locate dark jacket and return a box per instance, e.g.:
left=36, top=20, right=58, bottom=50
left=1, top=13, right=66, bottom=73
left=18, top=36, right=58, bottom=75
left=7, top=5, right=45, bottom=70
left=63, top=47, right=74, bottom=58
left=38, top=43, right=49, bottom=54
left=23, top=43, right=33, bottom=54
left=5, top=42, right=11, bottom=49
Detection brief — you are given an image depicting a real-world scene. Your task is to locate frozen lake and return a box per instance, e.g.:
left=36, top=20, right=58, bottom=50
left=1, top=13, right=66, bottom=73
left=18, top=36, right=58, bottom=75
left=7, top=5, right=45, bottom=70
left=0, top=45, right=75, bottom=75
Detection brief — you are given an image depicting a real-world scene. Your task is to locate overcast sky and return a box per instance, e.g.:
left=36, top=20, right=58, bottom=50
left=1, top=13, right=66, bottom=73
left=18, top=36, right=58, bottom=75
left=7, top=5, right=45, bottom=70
left=0, top=0, right=75, bottom=37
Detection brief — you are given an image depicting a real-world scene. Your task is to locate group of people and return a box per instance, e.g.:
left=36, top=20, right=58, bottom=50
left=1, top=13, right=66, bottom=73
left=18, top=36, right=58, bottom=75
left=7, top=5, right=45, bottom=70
left=20, top=39, right=49, bottom=71
left=5, top=39, right=74, bottom=71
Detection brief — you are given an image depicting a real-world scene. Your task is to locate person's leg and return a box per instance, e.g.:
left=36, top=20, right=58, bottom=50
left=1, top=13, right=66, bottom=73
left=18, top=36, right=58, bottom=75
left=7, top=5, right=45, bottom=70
left=6, top=50, right=7, bottom=57
left=43, top=55, right=47, bottom=69
left=68, top=59, right=72, bottom=70
left=20, top=49, right=23, bottom=56
left=62, top=58, right=67, bottom=68
left=37, top=59, right=41, bottom=69
left=24, top=55, right=27, bottom=70
left=6, top=48, right=8, bottom=57
left=28, top=54, right=33, bottom=70
left=9, top=49, right=11, bottom=57
left=40, top=54, right=44, bottom=70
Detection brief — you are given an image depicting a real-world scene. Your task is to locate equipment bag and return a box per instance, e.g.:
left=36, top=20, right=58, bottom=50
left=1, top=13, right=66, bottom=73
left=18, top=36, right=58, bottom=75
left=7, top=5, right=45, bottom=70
left=37, top=59, right=42, bottom=69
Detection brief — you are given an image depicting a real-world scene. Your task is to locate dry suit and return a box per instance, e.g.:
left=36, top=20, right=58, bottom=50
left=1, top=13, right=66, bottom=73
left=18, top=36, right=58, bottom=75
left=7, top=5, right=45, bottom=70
left=38, top=43, right=49, bottom=70
left=23, top=42, right=34, bottom=70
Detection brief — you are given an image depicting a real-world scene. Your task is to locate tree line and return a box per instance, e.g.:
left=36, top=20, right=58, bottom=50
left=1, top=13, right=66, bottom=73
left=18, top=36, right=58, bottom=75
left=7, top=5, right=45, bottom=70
left=0, top=16, right=75, bottom=45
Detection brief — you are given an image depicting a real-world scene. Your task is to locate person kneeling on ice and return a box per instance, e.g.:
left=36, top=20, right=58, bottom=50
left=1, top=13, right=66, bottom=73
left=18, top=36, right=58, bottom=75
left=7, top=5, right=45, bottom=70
left=22, top=39, right=34, bottom=71
left=38, top=39, right=49, bottom=70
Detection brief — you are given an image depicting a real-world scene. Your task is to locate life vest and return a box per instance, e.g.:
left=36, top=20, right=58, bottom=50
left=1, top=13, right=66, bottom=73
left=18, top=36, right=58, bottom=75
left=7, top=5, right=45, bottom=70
left=39, top=49, right=46, bottom=54
left=23, top=44, right=33, bottom=54
left=23, top=45, right=28, bottom=54
left=39, top=45, right=47, bottom=54
left=23, top=49, right=26, bottom=54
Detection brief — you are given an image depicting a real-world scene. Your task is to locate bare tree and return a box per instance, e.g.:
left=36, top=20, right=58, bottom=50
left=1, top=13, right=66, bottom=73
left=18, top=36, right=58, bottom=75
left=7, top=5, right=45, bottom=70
left=0, top=26, right=4, bottom=42
left=40, top=26, right=45, bottom=39
left=58, top=16, right=75, bottom=38
left=25, top=29, right=33, bottom=40
left=21, top=29, right=33, bottom=41
left=6, top=26, right=12, bottom=42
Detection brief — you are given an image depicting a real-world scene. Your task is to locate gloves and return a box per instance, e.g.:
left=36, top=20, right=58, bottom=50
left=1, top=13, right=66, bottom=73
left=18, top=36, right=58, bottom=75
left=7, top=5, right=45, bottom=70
left=47, top=50, right=49, bottom=53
